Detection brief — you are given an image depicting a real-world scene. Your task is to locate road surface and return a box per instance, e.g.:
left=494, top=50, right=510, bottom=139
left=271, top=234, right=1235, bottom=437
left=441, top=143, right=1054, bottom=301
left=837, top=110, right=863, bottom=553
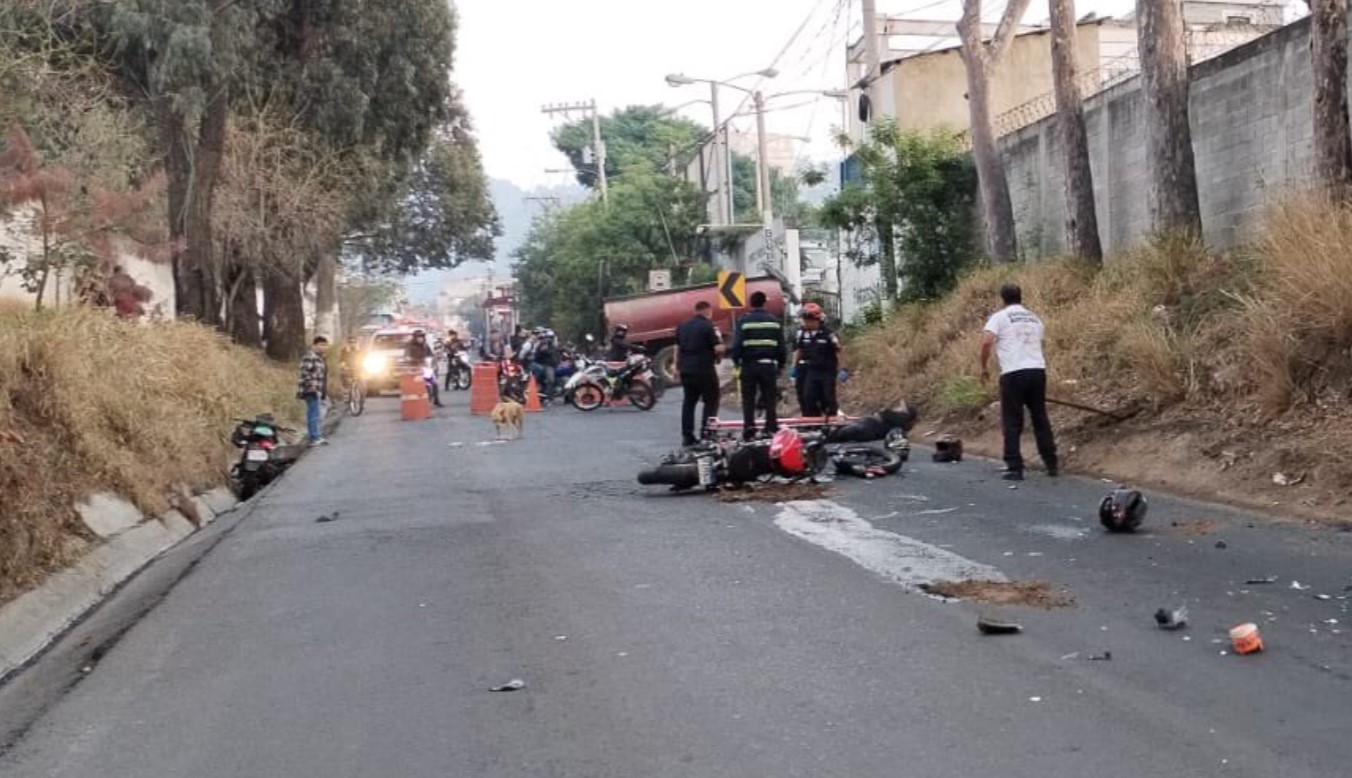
left=2, top=389, right=1350, bottom=777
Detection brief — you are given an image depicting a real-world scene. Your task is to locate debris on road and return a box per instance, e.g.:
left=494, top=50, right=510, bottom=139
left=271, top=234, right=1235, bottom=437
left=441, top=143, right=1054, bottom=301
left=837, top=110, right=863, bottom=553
left=1230, top=623, right=1264, bottom=655
left=1247, top=576, right=1278, bottom=585
left=490, top=679, right=526, bottom=692
left=924, top=580, right=1075, bottom=609
left=1155, top=606, right=1189, bottom=630
left=931, top=437, right=963, bottom=463
left=1291, top=581, right=1312, bottom=591
left=716, top=482, right=831, bottom=503
left=977, top=617, right=1023, bottom=635
left=1215, top=540, right=1228, bottom=550
left=315, top=511, right=340, bottom=523
left=1088, top=651, right=1113, bottom=661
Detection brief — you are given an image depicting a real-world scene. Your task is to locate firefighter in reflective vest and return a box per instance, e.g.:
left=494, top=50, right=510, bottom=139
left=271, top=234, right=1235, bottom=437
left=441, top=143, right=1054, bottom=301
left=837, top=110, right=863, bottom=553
left=792, top=303, right=843, bottom=418
left=730, top=291, right=787, bottom=442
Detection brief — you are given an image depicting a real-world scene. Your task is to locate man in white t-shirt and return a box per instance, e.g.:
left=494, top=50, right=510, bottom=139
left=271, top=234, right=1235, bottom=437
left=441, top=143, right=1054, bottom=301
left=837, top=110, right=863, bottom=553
left=980, top=284, right=1058, bottom=481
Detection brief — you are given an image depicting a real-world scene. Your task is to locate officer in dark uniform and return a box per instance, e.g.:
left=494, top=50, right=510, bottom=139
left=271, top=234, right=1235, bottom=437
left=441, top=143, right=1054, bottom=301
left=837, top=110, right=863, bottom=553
left=730, top=291, right=786, bottom=441
left=674, top=301, right=723, bottom=446
left=793, top=303, right=843, bottom=418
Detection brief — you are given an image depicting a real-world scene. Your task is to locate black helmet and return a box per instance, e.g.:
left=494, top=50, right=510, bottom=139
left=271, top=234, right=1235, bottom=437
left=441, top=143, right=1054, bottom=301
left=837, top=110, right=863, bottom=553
left=613, top=323, right=629, bottom=335
left=1099, top=488, right=1147, bottom=533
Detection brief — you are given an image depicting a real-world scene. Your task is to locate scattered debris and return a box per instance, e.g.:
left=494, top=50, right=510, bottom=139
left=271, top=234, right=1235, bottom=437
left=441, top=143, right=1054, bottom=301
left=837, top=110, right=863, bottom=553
left=1315, top=594, right=1333, bottom=601
left=1291, top=581, right=1311, bottom=591
left=976, top=617, right=1023, bottom=635
left=1215, top=540, right=1228, bottom=550
left=1088, top=651, right=1113, bottom=662
left=1155, top=606, right=1190, bottom=630
left=1170, top=518, right=1218, bottom=537
left=1060, top=652, right=1080, bottom=661
left=1099, top=488, right=1147, bottom=533
left=1272, top=472, right=1306, bottom=487
left=917, top=507, right=958, bottom=516
left=1229, top=623, right=1264, bottom=655
left=489, top=679, right=525, bottom=692
left=924, top=580, right=1075, bottom=609
left=716, top=482, right=832, bottom=503
left=554, top=635, right=567, bottom=641
left=315, top=511, right=340, bottom=523
left=1246, top=577, right=1278, bottom=585
left=932, top=437, right=963, bottom=463
left=1028, top=696, right=1043, bottom=703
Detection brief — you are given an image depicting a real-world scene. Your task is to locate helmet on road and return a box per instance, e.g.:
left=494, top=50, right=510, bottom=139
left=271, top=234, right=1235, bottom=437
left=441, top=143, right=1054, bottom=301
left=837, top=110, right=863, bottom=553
left=800, top=303, right=825, bottom=321
left=769, top=428, right=809, bottom=476
left=1099, top=488, right=1147, bottom=533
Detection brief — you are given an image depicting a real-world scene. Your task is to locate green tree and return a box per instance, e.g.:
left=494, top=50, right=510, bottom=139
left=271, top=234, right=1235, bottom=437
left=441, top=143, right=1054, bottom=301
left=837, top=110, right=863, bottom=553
left=552, top=106, right=706, bottom=188
left=821, top=124, right=980, bottom=303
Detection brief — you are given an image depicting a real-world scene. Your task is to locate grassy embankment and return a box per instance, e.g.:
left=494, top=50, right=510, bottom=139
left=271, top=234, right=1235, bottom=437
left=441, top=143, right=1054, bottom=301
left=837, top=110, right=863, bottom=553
left=0, top=306, right=298, bottom=603
left=844, top=196, right=1352, bottom=517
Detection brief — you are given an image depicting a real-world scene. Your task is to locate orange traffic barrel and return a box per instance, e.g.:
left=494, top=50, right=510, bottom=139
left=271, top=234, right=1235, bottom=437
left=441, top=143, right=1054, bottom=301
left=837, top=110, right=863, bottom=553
left=470, top=362, right=500, bottom=415
left=524, top=376, right=544, bottom=412
left=399, top=372, right=430, bottom=421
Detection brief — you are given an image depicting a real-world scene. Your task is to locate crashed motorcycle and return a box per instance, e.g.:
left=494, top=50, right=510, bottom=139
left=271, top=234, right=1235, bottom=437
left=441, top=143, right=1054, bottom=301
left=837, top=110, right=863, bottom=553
left=638, top=428, right=828, bottom=491
left=230, top=415, right=297, bottom=500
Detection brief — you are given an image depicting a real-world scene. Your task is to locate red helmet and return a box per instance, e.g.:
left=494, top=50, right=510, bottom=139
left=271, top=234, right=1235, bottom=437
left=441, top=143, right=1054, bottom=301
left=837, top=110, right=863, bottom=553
left=800, top=303, right=825, bottom=321
left=770, top=428, right=808, bottom=475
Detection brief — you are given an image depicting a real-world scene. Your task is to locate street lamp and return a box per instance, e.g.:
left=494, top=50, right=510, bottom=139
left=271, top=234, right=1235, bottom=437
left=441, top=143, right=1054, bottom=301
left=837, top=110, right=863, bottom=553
left=664, top=68, right=778, bottom=226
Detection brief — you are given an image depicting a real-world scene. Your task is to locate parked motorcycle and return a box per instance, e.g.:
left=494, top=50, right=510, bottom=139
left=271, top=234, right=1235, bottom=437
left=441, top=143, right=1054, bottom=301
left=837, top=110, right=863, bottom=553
left=568, top=349, right=658, bottom=412
left=230, top=415, right=297, bottom=500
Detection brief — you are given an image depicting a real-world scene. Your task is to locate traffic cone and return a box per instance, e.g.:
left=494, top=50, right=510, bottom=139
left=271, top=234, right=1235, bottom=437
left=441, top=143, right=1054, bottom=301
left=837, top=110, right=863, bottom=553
left=524, top=375, right=543, bottom=412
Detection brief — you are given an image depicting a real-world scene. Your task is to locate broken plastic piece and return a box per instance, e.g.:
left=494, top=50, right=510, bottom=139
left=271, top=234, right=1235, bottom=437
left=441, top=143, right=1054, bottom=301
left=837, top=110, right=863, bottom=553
left=490, top=679, right=526, bottom=692
left=1155, top=606, right=1189, bottom=630
left=977, top=617, right=1023, bottom=635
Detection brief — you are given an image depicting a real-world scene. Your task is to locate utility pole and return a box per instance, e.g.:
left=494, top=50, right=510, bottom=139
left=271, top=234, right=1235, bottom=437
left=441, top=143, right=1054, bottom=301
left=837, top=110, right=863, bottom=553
left=861, top=0, right=880, bottom=122
left=708, top=83, right=726, bottom=225
left=541, top=100, right=608, bottom=207
left=754, top=90, right=773, bottom=228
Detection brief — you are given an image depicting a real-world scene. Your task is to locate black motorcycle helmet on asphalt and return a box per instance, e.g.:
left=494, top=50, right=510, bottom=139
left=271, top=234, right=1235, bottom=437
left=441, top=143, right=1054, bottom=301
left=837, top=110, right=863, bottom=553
left=1099, top=487, right=1147, bottom=533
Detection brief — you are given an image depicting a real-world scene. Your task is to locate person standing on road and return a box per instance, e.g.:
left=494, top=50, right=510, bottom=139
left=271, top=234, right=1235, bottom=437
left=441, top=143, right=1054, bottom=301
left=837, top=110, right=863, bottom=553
left=730, top=291, right=786, bottom=442
left=298, top=336, right=330, bottom=447
left=675, top=301, right=724, bottom=446
left=980, top=283, right=1058, bottom=481
left=792, top=303, right=842, bottom=418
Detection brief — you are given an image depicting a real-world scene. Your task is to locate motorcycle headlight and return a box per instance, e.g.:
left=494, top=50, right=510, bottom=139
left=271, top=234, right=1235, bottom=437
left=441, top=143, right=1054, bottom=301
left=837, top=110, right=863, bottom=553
left=361, top=353, right=387, bottom=377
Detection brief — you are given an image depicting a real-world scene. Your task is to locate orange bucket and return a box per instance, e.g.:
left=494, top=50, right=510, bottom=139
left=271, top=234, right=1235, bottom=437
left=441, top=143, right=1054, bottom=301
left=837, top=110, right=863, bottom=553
left=1230, top=623, right=1264, bottom=655
left=399, top=372, right=430, bottom=421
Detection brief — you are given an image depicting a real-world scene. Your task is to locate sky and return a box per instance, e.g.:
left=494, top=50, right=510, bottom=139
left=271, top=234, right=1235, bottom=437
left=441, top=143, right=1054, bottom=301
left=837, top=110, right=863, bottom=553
left=454, top=0, right=1146, bottom=191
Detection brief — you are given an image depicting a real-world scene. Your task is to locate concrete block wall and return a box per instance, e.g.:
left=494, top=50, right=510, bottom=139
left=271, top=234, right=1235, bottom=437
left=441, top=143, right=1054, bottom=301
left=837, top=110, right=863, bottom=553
left=1001, top=17, right=1319, bottom=258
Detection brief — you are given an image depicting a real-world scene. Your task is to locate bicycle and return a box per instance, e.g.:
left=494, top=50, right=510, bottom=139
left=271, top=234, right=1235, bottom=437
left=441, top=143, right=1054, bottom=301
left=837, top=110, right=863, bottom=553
left=342, top=369, right=366, bottom=417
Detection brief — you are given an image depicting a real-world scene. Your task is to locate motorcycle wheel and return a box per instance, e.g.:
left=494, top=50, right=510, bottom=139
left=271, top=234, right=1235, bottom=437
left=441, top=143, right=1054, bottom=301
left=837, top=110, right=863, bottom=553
left=348, top=383, right=365, bottom=417
left=627, top=380, right=657, bottom=411
left=831, top=445, right=903, bottom=478
left=238, top=473, right=261, bottom=501
left=455, top=370, right=472, bottom=391
left=572, top=384, right=605, bottom=411
left=637, top=463, right=701, bottom=490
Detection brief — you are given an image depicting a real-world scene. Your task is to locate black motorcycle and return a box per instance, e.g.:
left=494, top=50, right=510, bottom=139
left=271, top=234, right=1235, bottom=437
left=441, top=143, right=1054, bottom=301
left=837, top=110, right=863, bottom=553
left=230, top=415, right=297, bottom=500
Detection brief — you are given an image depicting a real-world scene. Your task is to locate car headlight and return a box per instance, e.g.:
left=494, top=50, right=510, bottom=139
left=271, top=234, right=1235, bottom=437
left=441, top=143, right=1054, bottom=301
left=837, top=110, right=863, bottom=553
left=361, top=353, right=387, bottom=377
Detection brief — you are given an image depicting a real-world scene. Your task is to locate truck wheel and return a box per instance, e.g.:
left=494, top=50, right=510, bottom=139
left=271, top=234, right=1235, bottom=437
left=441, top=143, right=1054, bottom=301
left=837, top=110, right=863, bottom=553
left=654, top=345, right=679, bottom=388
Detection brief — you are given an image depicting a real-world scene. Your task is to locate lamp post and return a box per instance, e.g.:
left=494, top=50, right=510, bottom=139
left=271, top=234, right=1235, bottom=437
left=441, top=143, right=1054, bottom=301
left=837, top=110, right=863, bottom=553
left=665, top=68, right=777, bottom=226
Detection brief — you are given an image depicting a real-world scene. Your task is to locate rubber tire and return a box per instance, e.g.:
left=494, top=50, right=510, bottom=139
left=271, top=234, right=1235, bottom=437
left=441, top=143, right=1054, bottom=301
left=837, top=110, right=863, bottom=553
left=627, top=380, right=657, bottom=411
left=572, top=383, right=605, bottom=411
left=654, top=345, right=679, bottom=388
left=831, top=445, right=903, bottom=477
left=348, top=383, right=365, bottom=417
left=454, top=369, right=471, bottom=391
left=637, top=463, right=701, bottom=490
left=238, top=473, right=260, bottom=501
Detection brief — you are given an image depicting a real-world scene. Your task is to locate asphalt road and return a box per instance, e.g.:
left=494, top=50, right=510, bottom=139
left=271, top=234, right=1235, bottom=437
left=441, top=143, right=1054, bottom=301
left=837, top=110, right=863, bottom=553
left=3, top=388, right=1351, bottom=777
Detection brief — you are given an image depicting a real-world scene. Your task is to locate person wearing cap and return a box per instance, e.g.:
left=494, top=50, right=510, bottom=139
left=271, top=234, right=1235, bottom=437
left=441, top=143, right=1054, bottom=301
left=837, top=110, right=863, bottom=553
left=792, top=303, right=842, bottom=418
left=729, top=290, right=786, bottom=441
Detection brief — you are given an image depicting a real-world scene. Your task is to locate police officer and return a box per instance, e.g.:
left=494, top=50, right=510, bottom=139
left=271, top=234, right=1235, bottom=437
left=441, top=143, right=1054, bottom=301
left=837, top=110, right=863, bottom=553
left=674, top=301, right=723, bottom=446
left=793, top=303, right=842, bottom=418
left=730, top=291, right=786, bottom=441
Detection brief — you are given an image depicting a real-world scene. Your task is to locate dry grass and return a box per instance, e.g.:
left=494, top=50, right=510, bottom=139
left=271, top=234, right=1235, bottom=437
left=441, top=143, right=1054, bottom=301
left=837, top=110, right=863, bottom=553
left=0, top=307, right=298, bottom=603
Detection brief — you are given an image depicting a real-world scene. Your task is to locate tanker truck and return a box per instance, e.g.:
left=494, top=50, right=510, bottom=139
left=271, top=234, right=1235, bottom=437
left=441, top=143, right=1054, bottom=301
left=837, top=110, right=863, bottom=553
left=602, top=277, right=788, bottom=386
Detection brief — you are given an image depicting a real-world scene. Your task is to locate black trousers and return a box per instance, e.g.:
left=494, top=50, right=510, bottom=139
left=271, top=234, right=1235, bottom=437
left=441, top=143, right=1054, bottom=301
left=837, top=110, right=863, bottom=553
left=999, top=368, right=1058, bottom=471
left=680, top=371, right=720, bottom=443
left=800, top=371, right=838, bottom=417
left=740, top=362, right=779, bottom=439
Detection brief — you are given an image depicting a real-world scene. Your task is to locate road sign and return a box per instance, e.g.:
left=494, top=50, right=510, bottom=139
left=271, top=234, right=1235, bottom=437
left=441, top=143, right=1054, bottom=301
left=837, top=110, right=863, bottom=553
left=718, top=271, right=746, bottom=309
left=648, top=269, right=671, bottom=292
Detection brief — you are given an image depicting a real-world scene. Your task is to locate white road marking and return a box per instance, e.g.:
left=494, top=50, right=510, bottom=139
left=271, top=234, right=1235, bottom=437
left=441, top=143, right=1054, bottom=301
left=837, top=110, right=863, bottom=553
left=773, top=500, right=1005, bottom=590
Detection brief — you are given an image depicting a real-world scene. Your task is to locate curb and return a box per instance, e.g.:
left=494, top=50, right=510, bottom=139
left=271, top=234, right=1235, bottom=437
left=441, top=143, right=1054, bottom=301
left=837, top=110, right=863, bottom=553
left=0, top=487, right=238, bottom=683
